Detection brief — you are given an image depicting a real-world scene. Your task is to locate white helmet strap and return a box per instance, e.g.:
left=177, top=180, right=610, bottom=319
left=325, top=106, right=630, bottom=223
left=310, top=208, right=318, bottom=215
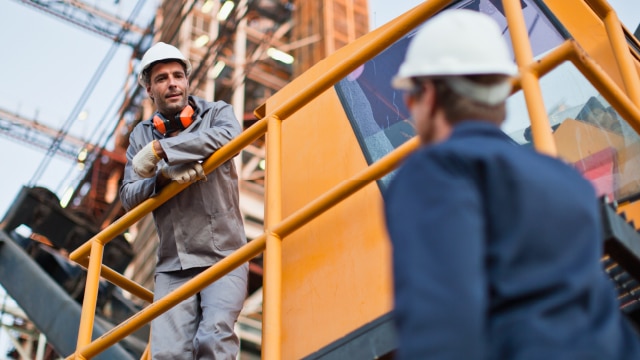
left=443, top=76, right=512, bottom=106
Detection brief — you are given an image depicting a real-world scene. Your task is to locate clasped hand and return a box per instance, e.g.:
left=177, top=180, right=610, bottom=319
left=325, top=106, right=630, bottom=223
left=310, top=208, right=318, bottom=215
left=161, top=162, right=207, bottom=184
left=132, top=141, right=161, bottom=178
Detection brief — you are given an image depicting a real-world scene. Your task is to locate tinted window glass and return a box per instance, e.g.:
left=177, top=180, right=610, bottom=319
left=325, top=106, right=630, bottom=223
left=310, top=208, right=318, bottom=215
left=336, top=0, right=566, bottom=190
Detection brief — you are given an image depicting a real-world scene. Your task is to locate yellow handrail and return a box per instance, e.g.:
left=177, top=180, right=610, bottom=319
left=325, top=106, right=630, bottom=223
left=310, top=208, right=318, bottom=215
left=66, top=0, right=640, bottom=358
left=586, top=0, right=640, bottom=105
left=568, top=42, right=640, bottom=133
left=512, top=38, right=640, bottom=137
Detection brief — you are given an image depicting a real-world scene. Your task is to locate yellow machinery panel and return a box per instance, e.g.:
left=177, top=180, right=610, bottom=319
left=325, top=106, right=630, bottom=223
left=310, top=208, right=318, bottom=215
left=273, top=87, right=393, bottom=358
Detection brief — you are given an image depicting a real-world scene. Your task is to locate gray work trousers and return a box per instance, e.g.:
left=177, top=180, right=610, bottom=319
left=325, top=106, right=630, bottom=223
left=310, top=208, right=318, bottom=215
left=151, top=264, right=248, bottom=360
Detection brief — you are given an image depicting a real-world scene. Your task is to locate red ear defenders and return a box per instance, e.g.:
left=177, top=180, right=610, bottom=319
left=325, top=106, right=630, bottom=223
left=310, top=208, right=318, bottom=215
left=153, top=105, right=195, bottom=135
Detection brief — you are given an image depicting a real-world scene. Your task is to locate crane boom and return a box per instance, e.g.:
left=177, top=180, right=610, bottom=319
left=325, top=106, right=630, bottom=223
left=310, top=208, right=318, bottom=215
left=13, top=0, right=150, bottom=48
left=0, top=106, right=94, bottom=161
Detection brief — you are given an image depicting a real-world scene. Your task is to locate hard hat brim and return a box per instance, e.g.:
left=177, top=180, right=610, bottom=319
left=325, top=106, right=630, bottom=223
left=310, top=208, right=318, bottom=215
left=391, top=76, right=414, bottom=90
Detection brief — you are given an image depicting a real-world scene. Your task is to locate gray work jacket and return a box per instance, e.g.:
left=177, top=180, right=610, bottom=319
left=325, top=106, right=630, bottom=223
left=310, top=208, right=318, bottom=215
left=120, top=95, right=245, bottom=272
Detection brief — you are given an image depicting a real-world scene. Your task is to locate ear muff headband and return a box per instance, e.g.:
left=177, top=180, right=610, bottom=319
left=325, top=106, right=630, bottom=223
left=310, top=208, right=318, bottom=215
left=153, top=105, right=195, bottom=134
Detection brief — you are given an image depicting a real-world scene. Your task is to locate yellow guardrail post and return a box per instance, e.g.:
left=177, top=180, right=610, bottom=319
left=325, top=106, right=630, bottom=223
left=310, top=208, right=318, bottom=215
left=74, top=240, right=105, bottom=359
left=503, top=0, right=557, bottom=156
left=141, top=343, right=151, bottom=360
left=263, top=115, right=283, bottom=359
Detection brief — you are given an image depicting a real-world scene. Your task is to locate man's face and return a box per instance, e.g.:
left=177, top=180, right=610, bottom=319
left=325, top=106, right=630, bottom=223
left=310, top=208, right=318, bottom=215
left=146, top=61, right=189, bottom=116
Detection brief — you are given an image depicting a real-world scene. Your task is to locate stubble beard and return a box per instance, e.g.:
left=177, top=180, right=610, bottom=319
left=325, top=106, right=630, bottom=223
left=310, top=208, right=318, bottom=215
left=159, top=94, right=188, bottom=117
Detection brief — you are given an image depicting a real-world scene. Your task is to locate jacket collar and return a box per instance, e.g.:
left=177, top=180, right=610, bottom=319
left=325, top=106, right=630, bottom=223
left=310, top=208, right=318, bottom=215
left=450, top=120, right=518, bottom=145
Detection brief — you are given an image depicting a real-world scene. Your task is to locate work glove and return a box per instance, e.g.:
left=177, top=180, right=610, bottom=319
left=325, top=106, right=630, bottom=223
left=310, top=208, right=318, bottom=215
left=132, top=141, right=161, bottom=178
left=161, top=162, right=207, bottom=184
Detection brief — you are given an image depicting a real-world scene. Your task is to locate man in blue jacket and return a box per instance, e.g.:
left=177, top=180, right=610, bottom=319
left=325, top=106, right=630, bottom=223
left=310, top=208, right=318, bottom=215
left=384, top=9, right=640, bottom=359
left=120, top=42, right=247, bottom=359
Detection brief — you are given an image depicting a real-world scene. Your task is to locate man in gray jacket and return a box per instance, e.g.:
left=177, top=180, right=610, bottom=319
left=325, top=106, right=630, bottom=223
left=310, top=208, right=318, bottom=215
left=120, top=42, right=248, bottom=360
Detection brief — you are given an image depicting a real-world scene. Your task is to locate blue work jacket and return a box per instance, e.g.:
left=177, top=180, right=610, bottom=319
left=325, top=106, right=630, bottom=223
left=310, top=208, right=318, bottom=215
left=384, top=120, right=640, bottom=359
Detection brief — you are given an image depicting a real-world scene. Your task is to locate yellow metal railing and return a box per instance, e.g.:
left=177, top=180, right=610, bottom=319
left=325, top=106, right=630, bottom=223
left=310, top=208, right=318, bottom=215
left=586, top=0, right=640, bottom=105
left=66, top=0, right=640, bottom=359
left=505, top=0, right=640, bottom=155
left=507, top=0, right=640, bottom=136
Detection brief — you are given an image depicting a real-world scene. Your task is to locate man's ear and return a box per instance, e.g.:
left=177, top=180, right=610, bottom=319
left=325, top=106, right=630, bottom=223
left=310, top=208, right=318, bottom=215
left=146, top=85, right=154, bottom=102
left=422, top=80, right=437, bottom=117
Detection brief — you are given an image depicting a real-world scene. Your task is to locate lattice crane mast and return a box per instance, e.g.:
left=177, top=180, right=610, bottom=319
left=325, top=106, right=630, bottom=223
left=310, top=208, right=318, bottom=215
left=12, top=0, right=150, bottom=48
left=0, top=105, right=94, bottom=162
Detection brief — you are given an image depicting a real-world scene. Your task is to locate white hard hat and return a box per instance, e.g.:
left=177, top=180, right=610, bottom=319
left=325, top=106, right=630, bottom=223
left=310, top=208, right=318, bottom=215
left=392, top=9, right=517, bottom=91
left=138, top=42, right=192, bottom=87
